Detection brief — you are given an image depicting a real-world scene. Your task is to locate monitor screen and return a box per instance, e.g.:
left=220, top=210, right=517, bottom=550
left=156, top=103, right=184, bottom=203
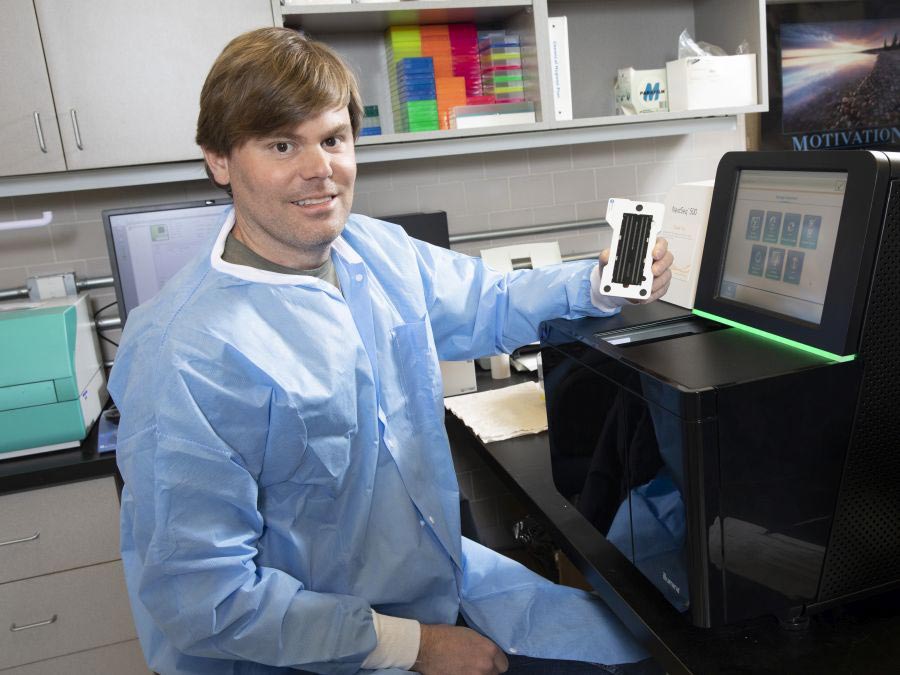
left=105, top=204, right=450, bottom=323
left=717, top=169, right=847, bottom=325
left=104, top=200, right=232, bottom=320
left=384, top=211, right=450, bottom=250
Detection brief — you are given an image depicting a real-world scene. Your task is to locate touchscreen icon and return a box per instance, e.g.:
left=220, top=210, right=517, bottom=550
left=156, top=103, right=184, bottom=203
left=746, top=210, right=763, bottom=240
left=781, top=213, right=801, bottom=246
left=765, top=247, right=786, bottom=280
left=800, top=215, right=821, bottom=249
left=763, top=211, right=783, bottom=243
left=748, top=245, right=767, bottom=277
left=784, top=250, right=804, bottom=284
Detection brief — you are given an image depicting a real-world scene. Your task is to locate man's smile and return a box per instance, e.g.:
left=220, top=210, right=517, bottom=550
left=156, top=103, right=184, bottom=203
left=291, top=195, right=336, bottom=207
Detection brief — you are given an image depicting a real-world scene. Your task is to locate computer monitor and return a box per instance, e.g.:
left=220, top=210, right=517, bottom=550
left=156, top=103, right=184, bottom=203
left=694, top=150, right=893, bottom=357
left=103, top=203, right=450, bottom=324
left=385, top=211, right=451, bottom=249
left=102, top=199, right=232, bottom=322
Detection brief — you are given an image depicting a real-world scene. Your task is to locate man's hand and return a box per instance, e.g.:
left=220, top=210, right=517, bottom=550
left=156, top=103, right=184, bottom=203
left=598, top=237, right=674, bottom=304
left=414, top=624, right=508, bottom=675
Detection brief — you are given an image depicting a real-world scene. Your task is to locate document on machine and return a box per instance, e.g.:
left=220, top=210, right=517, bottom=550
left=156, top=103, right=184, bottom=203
left=444, top=381, right=547, bottom=443
left=660, top=179, right=715, bottom=308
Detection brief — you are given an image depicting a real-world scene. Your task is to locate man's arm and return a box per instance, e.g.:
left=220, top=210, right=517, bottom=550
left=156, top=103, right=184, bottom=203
left=410, top=237, right=673, bottom=361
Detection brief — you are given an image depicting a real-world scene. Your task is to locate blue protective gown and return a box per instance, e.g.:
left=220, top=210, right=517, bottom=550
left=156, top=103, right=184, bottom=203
left=109, top=211, right=648, bottom=674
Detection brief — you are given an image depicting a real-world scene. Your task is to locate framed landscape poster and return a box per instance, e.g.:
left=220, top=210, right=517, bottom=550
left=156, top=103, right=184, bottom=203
left=761, top=1, right=900, bottom=151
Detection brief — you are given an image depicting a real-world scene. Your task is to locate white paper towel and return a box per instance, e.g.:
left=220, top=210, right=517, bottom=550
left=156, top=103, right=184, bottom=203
left=444, top=381, right=547, bottom=443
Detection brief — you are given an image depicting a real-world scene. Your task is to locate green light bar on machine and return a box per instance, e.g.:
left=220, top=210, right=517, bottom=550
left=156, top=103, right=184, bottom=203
left=691, top=308, right=857, bottom=363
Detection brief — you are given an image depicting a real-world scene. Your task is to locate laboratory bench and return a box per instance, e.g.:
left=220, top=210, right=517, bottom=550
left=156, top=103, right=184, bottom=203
left=0, top=421, right=117, bottom=497
left=445, top=366, right=900, bottom=675
left=4, top=360, right=898, bottom=672
left=0, top=421, right=147, bottom=673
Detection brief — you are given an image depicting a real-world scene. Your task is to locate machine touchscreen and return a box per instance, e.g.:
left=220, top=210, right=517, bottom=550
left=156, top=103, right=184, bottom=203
left=718, top=170, right=847, bottom=325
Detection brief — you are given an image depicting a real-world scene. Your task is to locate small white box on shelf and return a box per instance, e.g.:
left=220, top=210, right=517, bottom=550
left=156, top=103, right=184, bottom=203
left=450, top=102, right=536, bottom=129
left=615, top=67, right=668, bottom=115
left=665, top=54, right=757, bottom=112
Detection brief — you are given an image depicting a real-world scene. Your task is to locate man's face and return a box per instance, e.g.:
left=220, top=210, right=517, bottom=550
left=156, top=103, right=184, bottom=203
left=203, top=107, right=356, bottom=268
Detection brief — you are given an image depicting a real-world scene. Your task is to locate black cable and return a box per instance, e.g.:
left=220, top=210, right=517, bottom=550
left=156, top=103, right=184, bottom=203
left=93, top=299, right=118, bottom=320
left=99, top=333, right=119, bottom=348
left=93, top=300, right=120, bottom=351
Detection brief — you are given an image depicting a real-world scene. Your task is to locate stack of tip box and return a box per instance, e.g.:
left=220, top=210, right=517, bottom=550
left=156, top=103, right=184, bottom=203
left=386, top=24, right=481, bottom=131
left=386, top=27, right=437, bottom=132
left=360, top=105, right=381, bottom=137
left=479, top=31, right=525, bottom=103
left=448, top=24, right=485, bottom=104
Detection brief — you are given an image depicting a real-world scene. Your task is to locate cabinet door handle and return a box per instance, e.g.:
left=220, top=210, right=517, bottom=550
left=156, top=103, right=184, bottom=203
left=0, top=531, right=39, bottom=547
left=33, top=112, right=48, bottom=153
left=70, top=109, right=84, bottom=150
left=10, top=615, right=57, bottom=632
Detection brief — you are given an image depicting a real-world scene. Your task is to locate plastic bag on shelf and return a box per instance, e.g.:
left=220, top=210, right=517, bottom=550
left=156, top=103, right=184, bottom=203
left=677, top=29, right=753, bottom=58
left=677, top=29, right=726, bottom=57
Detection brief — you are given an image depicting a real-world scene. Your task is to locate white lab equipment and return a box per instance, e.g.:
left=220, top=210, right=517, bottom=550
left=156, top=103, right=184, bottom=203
left=480, top=242, right=563, bottom=377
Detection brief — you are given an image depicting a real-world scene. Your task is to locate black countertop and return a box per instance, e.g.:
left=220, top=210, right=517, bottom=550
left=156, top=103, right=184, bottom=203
left=0, top=420, right=117, bottom=496
left=445, top=367, right=900, bottom=675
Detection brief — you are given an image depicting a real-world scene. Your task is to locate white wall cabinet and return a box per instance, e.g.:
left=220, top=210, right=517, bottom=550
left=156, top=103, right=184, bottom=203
left=0, top=0, right=275, bottom=177
left=0, top=0, right=67, bottom=177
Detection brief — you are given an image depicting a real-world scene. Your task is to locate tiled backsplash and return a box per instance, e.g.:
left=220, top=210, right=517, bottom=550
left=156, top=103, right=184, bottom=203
left=0, top=126, right=744, bottom=361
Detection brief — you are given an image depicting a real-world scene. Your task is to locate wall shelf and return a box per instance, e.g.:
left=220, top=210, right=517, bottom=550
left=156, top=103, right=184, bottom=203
left=283, top=0, right=766, bottom=143
left=356, top=113, right=736, bottom=162
left=0, top=114, right=736, bottom=198
left=283, top=0, right=533, bottom=33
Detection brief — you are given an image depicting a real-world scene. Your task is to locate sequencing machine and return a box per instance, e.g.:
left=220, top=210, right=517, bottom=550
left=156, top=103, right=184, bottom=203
left=541, top=150, right=900, bottom=627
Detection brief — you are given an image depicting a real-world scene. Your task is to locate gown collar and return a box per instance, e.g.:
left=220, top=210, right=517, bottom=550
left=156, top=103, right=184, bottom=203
left=209, top=208, right=362, bottom=284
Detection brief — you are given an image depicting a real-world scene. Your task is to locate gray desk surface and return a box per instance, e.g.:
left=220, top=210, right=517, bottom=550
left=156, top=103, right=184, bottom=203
left=445, top=368, right=900, bottom=675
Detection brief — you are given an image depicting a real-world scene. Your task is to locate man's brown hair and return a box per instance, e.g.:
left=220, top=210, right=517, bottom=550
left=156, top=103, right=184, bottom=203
left=196, top=27, right=363, bottom=192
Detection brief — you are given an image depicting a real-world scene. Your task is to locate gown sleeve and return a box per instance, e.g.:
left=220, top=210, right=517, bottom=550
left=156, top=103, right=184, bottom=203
left=408, top=239, right=617, bottom=361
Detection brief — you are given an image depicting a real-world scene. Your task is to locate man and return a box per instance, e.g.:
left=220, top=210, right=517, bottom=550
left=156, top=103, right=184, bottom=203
left=110, top=27, right=674, bottom=675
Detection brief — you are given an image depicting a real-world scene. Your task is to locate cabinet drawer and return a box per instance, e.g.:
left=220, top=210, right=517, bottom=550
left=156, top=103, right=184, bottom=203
left=0, top=477, right=120, bottom=584
left=0, top=560, right=136, bottom=670
left=2, top=639, right=150, bottom=674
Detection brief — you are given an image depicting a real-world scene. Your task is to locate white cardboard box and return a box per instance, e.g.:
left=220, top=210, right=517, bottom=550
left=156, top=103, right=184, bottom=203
left=660, top=180, right=715, bottom=309
left=615, top=67, right=668, bottom=115
left=665, top=54, right=757, bottom=112
left=440, top=360, right=477, bottom=397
